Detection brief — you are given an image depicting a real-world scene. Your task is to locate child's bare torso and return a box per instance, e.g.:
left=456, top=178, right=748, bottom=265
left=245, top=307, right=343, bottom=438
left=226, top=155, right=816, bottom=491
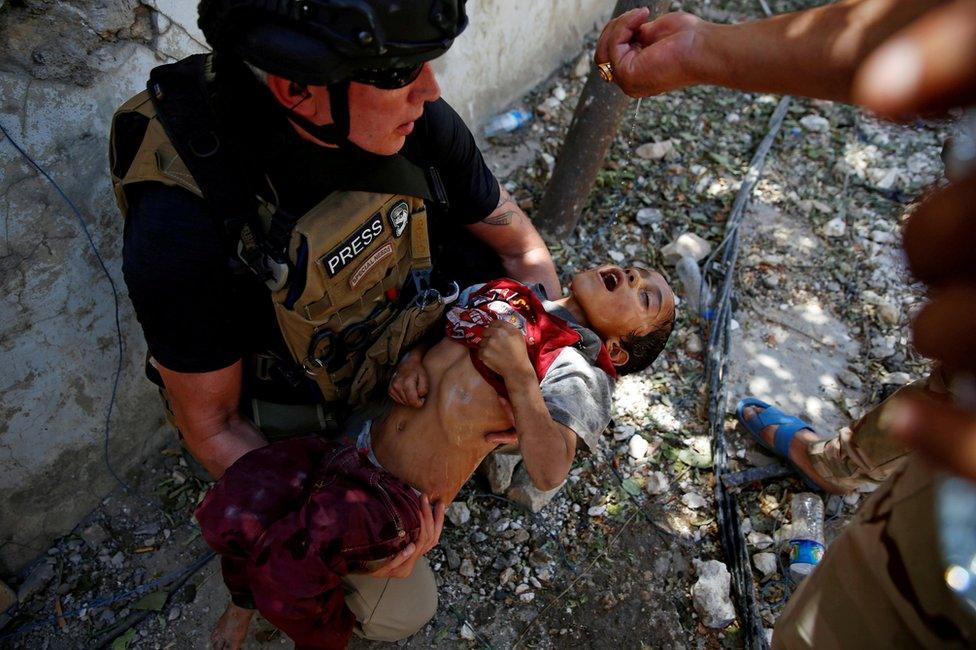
left=371, top=337, right=515, bottom=503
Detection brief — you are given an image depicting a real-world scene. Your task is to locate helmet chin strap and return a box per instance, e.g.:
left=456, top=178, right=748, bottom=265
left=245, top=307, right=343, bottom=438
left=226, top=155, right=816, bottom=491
left=279, top=81, right=352, bottom=148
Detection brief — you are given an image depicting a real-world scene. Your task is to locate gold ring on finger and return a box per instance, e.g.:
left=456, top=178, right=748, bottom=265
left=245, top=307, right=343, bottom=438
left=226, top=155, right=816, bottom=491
left=597, top=61, right=613, bottom=82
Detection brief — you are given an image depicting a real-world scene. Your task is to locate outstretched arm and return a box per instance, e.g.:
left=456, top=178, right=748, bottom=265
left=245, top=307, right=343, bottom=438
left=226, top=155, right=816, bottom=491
left=597, top=0, right=940, bottom=103
left=477, top=321, right=576, bottom=491
left=466, top=185, right=561, bottom=299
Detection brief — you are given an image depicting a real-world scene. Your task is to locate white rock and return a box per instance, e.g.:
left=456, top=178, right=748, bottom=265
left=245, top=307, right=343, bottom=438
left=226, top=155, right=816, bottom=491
left=691, top=559, right=737, bottom=628
left=635, top=139, right=675, bottom=160
left=636, top=207, right=664, bottom=226
left=881, top=371, right=912, bottom=385
left=460, top=622, right=477, bottom=641
left=753, top=552, right=778, bottom=576
left=822, top=217, right=846, bottom=238
left=661, top=232, right=712, bottom=264
left=762, top=274, right=780, bottom=289
left=587, top=505, right=607, bottom=517
left=507, top=465, right=561, bottom=512
left=499, top=567, right=516, bottom=584
left=870, top=336, right=897, bottom=359
left=459, top=559, right=477, bottom=578
left=682, top=492, right=707, bottom=509
left=519, top=592, right=536, bottom=603
left=645, top=471, right=669, bottom=495
left=861, top=289, right=884, bottom=305
left=871, top=167, right=900, bottom=190
left=826, top=494, right=844, bottom=517
left=613, top=424, right=637, bottom=441
left=747, top=531, right=774, bottom=550
left=628, top=435, right=650, bottom=460
left=870, top=229, right=898, bottom=245
left=844, top=492, right=860, bottom=506
left=877, top=301, right=900, bottom=325
left=446, top=502, right=471, bottom=526
left=515, top=583, right=530, bottom=595
left=482, top=453, right=521, bottom=494
left=609, top=249, right=625, bottom=263
left=572, top=52, right=591, bottom=79
left=685, top=333, right=702, bottom=354
left=810, top=199, right=832, bottom=214
left=838, top=370, right=862, bottom=390
left=552, top=85, right=567, bottom=102
left=799, top=114, right=830, bottom=133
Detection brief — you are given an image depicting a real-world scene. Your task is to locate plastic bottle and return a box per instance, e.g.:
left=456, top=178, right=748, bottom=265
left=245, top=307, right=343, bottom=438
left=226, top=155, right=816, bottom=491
left=674, top=255, right=714, bottom=320
left=483, top=109, right=532, bottom=137
left=787, top=493, right=826, bottom=578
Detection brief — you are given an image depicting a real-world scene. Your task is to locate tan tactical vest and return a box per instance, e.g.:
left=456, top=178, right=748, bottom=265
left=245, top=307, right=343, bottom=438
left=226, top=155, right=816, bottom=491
left=110, top=90, right=446, bottom=405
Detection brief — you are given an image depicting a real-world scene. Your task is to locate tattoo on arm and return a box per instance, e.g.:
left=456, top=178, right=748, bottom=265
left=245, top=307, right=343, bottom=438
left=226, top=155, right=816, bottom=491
left=483, top=209, right=515, bottom=226
left=482, top=190, right=518, bottom=227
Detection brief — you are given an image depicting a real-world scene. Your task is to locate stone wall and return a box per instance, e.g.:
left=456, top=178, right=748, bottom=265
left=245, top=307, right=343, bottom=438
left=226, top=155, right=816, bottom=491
left=0, top=0, right=611, bottom=574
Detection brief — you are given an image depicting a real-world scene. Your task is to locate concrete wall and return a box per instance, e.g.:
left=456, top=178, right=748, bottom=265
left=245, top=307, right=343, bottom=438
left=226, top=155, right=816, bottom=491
left=0, top=0, right=611, bottom=574
left=436, top=0, right=612, bottom=128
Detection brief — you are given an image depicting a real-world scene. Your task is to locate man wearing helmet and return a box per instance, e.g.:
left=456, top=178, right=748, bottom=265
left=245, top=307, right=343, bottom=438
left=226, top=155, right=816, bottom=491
left=110, top=0, right=559, bottom=646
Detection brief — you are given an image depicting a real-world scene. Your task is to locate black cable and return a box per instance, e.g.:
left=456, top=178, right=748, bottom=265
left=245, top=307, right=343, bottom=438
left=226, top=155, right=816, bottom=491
left=0, top=551, right=215, bottom=642
left=0, top=121, right=214, bottom=644
left=701, top=96, right=792, bottom=650
left=0, top=121, right=165, bottom=515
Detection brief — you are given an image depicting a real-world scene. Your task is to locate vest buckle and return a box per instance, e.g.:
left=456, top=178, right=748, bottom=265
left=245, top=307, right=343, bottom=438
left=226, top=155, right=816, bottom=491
left=237, top=237, right=289, bottom=291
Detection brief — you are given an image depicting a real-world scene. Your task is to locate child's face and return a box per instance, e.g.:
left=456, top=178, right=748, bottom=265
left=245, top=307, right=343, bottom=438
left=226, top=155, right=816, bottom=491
left=570, top=265, right=675, bottom=341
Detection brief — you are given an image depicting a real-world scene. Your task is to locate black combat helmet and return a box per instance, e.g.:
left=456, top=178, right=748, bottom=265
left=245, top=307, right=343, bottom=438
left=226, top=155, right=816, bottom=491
left=198, top=0, right=468, bottom=86
left=197, top=0, right=468, bottom=145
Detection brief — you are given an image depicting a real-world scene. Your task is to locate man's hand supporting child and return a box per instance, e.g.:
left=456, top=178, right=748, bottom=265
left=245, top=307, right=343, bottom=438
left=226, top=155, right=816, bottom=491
left=477, top=320, right=577, bottom=491
left=389, top=346, right=430, bottom=408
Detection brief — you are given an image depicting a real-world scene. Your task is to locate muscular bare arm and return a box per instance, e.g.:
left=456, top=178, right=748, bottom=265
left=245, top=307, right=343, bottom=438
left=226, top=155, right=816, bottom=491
left=157, top=360, right=267, bottom=479
left=466, top=185, right=561, bottom=298
left=598, top=0, right=942, bottom=103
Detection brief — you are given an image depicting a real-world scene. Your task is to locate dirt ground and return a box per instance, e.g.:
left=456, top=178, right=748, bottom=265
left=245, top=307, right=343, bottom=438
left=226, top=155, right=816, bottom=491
left=0, top=0, right=948, bottom=648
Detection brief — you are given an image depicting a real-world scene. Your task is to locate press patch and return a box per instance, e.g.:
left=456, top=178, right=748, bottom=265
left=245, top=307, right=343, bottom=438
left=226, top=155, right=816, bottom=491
left=321, top=213, right=384, bottom=277
left=388, top=200, right=410, bottom=238
left=349, top=243, right=393, bottom=289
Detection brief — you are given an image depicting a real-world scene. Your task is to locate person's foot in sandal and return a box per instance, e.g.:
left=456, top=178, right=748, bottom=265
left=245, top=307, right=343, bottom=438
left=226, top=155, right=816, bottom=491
left=740, top=403, right=847, bottom=495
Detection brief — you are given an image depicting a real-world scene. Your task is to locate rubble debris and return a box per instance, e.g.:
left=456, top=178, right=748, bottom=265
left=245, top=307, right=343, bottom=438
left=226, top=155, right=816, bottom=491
left=635, top=139, right=675, bottom=160
left=799, top=114, right=830, bottom=132
left=691, top=559, right=737, bottom=628
left=661, top=233, right=713, bottom=264
left=752, top=552, right=778, bottom=576
left=446, top=502, right=472, bottom=527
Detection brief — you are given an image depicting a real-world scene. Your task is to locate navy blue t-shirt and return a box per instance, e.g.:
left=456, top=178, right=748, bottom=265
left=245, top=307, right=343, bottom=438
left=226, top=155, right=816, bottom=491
left=122, top=88, right=501, bottom=401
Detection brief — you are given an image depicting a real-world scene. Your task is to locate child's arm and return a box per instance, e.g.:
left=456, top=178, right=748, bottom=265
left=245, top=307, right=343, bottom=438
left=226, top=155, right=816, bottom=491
left=477, top=321, right=576, bottom=491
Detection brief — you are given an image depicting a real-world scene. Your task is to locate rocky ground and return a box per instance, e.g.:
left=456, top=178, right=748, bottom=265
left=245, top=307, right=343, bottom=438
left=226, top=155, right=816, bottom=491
left=0, top=0, right=949, bottom=648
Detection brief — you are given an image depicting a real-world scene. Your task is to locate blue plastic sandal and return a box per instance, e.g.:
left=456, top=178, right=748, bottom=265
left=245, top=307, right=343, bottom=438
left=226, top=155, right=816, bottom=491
left=735, top=397, right=822, bottom=491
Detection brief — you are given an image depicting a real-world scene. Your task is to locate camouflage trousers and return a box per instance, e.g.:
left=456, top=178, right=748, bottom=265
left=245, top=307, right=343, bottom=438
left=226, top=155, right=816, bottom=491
left=774, top=372, right=976, bottom=648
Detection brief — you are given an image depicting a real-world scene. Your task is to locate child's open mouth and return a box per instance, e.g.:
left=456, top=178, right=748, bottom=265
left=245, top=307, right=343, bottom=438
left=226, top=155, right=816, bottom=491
left=600, top=268, right=622, bottom=292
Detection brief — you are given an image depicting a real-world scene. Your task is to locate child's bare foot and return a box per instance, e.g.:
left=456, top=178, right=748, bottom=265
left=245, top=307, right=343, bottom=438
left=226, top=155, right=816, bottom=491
left=741, top=405, right=848, bottom=495
left=211, top=602, right=254, bottom=650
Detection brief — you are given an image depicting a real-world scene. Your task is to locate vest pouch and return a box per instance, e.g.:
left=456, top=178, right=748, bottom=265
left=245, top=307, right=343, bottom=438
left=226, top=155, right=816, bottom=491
left=348, top=297, right=447, bottom=408
left=270, top=191, right=430, bottom=404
